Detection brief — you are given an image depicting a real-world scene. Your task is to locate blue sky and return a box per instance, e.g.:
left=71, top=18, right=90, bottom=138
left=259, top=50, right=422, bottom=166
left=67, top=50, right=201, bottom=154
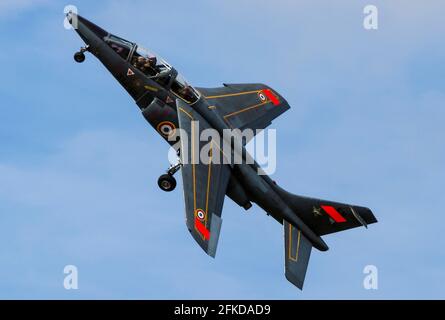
left=0, top=0, right=444, bottom=299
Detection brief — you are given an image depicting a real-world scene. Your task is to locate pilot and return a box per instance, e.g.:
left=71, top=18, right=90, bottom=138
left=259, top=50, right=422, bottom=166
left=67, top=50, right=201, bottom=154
left=136, top=56, right=148, bottom=72
left=147, top=56, right=157, bottom=67
left=179, top=86, right=194, bottom=101
left=142, top=56, right=158, bottom=76
left=143, top=58, right=152, bottom=70
left=110, top=43, right=124, bottom=55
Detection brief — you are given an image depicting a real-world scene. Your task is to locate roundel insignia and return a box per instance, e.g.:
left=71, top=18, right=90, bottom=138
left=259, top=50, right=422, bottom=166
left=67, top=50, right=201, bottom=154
left=156, top=121, right=176, bottom=137
left=258, top=92, right=267, bottom=102
left=196, top=209, right=206, bottom=221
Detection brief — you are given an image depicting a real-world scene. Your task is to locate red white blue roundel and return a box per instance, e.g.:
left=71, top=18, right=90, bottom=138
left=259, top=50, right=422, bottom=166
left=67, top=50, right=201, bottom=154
left=196, top=209, right=206, bottom=221
left=258, top=92, right=267, bottom=102
left=156, top=121, right=176, bottom=137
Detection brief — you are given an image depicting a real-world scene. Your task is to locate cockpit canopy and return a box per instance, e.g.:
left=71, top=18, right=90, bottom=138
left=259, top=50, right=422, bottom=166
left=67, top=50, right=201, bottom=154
left=131, top=46, right=171, bottom=77
left=104, top=34, right=200, bottom=104
left=104, top=34, right=132, bottom=60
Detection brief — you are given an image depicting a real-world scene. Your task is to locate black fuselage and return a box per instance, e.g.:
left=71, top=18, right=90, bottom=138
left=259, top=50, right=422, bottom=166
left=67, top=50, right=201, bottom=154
left=70, top=13, right=329, bottom=251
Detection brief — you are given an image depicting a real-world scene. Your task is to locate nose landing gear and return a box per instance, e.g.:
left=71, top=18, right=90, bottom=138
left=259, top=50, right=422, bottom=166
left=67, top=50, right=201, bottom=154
left=158, top=161, right=182, bottom=192
left=74, top=46, right=89, bottom=63
left=74, top=52, right=85, bottom=63
left=158, top=174, right=177, bottom=192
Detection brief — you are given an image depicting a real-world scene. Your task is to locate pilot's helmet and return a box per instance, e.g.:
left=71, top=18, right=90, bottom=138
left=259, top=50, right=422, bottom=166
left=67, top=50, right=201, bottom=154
left=148, top=56, right=157, bottom=65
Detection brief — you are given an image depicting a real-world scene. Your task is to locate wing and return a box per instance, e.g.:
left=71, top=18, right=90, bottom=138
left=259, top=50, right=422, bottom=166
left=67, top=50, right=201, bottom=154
left=196, top=83, right=290, bottom=134
left=176, top=99, right=231, bottom=257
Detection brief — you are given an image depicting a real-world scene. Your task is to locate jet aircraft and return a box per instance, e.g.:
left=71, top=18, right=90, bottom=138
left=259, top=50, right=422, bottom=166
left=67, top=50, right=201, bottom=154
left=67, top=12, right=377, bottom=289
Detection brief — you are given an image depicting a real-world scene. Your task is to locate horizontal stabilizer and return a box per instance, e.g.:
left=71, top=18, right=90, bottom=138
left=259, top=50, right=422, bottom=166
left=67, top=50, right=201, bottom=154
left=275, top=185, right=377, bottom=236
left=284, top=220, right=312, bottom=290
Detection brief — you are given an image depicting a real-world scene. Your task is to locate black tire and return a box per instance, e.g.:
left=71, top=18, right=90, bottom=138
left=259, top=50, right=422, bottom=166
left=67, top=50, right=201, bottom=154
left=74, top=52, right=85, bottom=63
left=158, top=174, right=176, bottom=192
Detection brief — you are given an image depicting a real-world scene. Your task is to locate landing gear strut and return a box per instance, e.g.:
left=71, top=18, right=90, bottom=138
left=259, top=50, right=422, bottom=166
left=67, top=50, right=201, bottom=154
left=74, top=46, right=89, bottom=63
left=158, top=161, right=181, bottom=192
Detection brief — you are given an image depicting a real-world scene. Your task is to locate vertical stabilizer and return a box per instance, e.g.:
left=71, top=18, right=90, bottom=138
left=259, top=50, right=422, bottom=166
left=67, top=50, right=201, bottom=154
left=284, top=220, right=312, bottom=289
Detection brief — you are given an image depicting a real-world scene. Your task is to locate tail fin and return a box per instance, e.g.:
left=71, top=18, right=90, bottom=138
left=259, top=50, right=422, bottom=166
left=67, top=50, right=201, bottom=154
left=284, top=220, right=312, bottom=290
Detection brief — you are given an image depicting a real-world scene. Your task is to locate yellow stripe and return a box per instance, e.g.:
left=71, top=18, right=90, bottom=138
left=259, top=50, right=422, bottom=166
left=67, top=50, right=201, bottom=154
left=288, top=224, right=294, bottom=261
left=144, top=85, right=158, bottom=92
left=296, top=230, right=301, bottom=261
left=288, top=224, right=301, bottom=262
left=205, top=143, right=213, bottom=222
left=224, top=101, right=269, bottom=119
left=179, top=107, right=193, bottom=120
left=205, top=90, right=261, bottom=99
left=191, top=119, right=196, bottom=212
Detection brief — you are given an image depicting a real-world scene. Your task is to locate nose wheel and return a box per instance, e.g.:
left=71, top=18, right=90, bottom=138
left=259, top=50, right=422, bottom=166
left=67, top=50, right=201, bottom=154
left=158, top=160, right=181, bottom=192
left=73, top=46, right=89, bottom=63
left=158, top=174, right=177, bottom=192
left=74, top=52, right=85, bottom=63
